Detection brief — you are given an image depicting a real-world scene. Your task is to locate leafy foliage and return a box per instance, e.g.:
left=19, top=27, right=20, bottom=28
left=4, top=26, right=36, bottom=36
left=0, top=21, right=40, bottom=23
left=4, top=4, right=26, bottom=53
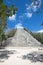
left=0, top=0, right=18, bottom=46
left=31, top=32, right=43, bottom=44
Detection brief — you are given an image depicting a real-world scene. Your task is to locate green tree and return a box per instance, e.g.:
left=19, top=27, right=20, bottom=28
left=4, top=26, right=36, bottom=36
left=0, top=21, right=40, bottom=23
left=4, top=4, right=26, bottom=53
left=0, top=0, right=18, bottom=46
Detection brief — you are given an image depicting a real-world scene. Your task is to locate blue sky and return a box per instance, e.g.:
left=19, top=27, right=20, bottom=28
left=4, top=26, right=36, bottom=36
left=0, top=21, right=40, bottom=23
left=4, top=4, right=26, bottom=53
left=4, top=0, right=43, bottom=32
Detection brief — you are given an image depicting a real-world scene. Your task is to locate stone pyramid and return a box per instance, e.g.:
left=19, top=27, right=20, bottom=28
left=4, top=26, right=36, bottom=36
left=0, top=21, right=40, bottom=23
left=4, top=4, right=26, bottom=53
left=4, top=28, right=41, bottom=47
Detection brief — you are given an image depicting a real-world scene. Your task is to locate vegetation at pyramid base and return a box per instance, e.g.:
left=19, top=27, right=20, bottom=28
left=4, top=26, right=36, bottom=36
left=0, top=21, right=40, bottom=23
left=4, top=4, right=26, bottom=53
left=0, top=0, right=18, bottom=46
left=31, top=32, right=43, bottom=44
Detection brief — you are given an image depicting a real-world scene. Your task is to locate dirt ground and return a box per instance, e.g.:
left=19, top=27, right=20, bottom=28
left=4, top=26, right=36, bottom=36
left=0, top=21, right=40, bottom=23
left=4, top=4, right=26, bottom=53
left=0, top=47, right=43, bottom=65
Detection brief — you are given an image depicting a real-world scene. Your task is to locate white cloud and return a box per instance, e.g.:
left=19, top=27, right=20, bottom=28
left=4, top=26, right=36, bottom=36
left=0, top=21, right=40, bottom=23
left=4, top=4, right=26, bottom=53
left=19, top=12, right=32, bottom=20
left=19, top=0, right=41, bottom=20
left=9, top=14, right=16, bottom=21
left=15, top=23, right=24, bottom=29
left=31, top=0, right=41, bottom=12
left=37, top=30, right=43, bottom=33
left=26, top=0, right=41, bottom=14
left=25, top=12, right=32, bottom=18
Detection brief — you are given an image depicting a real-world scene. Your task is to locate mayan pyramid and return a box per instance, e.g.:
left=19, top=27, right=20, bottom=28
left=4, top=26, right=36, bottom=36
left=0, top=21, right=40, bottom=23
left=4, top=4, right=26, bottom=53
left=3, top=23, right=41, bottom=47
